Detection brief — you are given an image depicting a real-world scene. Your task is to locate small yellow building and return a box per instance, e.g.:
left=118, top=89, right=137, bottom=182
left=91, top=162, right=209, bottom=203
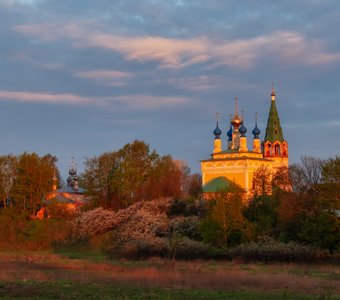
left=201, top=87, right=288, bottom=196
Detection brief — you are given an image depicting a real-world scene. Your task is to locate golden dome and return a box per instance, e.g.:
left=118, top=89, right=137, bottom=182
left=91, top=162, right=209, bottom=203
left=231, top=115, right=242, bottom=127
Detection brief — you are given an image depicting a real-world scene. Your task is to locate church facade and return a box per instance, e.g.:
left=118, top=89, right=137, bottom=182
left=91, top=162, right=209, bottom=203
left=201, top=87, right=288, bottom=196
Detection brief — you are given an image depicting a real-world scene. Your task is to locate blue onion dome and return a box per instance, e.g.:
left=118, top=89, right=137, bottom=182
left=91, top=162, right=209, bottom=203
left=213, top=122, right=222, bottom=139
left=69, top=168, right=76, bottom=176
left=252, top=122, right=261, bottom=139
left=239, top=123, right=247, bottom=137
left=227, top=124, right=233, bottom=141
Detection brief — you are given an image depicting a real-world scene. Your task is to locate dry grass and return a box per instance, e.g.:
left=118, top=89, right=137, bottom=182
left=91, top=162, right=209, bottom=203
left=0, top=252, right=339, bottom=297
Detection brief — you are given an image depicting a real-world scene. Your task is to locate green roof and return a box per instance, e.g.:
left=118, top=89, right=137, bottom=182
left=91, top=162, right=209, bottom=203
left=203, top=176, right=234, bottom=193
left=264, top=99, right=284, bottom=142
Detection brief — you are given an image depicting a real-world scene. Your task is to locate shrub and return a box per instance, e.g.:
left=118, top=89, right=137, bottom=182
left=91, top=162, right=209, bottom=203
left=0, top=208, right=73, bottom=250
left=172, top=237, right=223, bottom=259
left=168, top=198, right=187, bottom=216
left=167, top=198, right=207, bottom=217
left=21, top=219, right=73, bottom=249
left=112, top=238, right=170, bottom=259
left=72, top=207, right=117, bottom=239
left=227, top=239, right=338, bottom=263
left=169, top=216, right=201, bottom=240
left=73, top=198, right=172, bottom=240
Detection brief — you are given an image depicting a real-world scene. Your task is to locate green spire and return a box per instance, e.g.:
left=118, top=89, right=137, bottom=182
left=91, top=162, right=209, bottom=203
left=264, top=87, right=284, bottom=142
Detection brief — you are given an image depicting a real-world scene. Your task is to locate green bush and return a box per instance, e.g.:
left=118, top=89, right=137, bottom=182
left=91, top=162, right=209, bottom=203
left=171, top=237, right=223, bottom=259
left=169, top=216, right=201, bottom=241
left=110, top=238, right=170, bottom=259
left=167, top=198, right=207, bottom=217
left=0, top=208, right=73, bottom=250
left=227, top=240, right=339, bottom=263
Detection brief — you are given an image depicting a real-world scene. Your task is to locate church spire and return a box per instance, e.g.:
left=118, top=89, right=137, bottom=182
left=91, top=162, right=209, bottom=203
left=231, top=97, right=242, bottom=150
left=52, top=170, right=57, bottom=191
left=264, top=87, right=284, bottom=143
left=271, top=82, right=276, bottom=101
left=263, top=86, right=288, bottom=161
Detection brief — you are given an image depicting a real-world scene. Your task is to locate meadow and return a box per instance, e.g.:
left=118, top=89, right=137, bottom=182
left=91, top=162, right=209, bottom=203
left=0, top=251, right=339, bottom=299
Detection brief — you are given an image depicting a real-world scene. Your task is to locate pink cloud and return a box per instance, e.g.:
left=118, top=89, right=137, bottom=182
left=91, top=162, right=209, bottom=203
left=0, top=90, right=191, bottom=109
left=74, top=70, right=131, bottom=80
left=78, top=34, right=208, bottom=68
left=73, top=70, right=132, bottom=86
left=14, top=22, right=88, bottom=42
left=13, top=22, right=340, bottom=69
left=113, top=95, right=192, bottom=109
left=167, top=75, right=258, bottom=91
left=0, top=90, right=94, bottom=105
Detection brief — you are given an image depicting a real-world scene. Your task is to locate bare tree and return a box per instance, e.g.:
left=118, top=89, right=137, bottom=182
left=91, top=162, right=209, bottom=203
left=0, top=155, right=17, bottom=208
left=289, top=156, right=324, bottom=193
left=252, top=165, right=273, bottom=196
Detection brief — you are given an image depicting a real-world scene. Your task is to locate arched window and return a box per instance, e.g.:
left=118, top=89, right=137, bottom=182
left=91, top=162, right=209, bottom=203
left=274, top=144, right=281, bottom=156
left=266, top=143, right=272, bottom=156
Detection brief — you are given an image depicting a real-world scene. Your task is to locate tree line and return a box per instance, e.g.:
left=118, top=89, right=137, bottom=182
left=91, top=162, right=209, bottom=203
left=0, top=153, right=58, bottom=214
left=0, top=141, right=338, bottom=252
left=202, top=155, right=340, bottom=251
left=0, top=140, right=201, bottom=214
left=80, top=140, right=201, bottom=210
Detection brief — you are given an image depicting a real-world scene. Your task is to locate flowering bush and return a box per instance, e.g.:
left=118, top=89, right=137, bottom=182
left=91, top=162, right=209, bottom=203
left=71, top=198, right=227, bottom=259
left=72, top=198, right=171, bottom=239
left=72, top=198, right=218, bottom=258
left=72, top=207, right=117, bottom=239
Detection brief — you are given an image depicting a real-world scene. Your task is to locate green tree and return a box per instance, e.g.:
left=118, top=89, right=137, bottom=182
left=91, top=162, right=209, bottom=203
left=201, top=186, right=250, bottom=247
left=144, top=155, right=183, bottom=201
left=81, top=140, right=189, bottom=210
left=244, top=194, right=279, bottom=238
left=11, top=153, right=58, bottom=214
left=0, top=155, right=17, bottom=208
left=322, top=155, right=340, bottom=184
left=297, top=211, right=340, bottom=252
left=317, top=155, right=340, bottom=211
left=81, top=152, right=118, bottom=209
left=110, top=140, right=159, bottom=208
left=277, top=192, right=306, bottom=242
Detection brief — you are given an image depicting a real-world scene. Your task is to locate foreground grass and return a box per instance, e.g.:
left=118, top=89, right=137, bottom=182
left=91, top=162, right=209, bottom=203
left=0, top=251, right=339, bottom=299
left=0, top=281, right=331, bottom=300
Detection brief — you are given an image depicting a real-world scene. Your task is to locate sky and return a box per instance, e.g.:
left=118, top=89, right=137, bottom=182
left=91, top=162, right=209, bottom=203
left=1, top=0, right=340, bottom=179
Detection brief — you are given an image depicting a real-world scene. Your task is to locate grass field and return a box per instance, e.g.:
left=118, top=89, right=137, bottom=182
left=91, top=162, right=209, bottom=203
left=0, top=251, right=339, bottom=299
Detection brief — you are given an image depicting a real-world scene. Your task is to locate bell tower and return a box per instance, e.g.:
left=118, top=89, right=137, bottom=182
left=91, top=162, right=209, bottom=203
left=262, top=85, right=288, bottom=167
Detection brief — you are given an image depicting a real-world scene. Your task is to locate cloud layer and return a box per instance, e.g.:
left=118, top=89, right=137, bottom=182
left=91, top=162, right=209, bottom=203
left=14, top=22, right=340, bottom=70
left=1, top=0, right=340, bottom=177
